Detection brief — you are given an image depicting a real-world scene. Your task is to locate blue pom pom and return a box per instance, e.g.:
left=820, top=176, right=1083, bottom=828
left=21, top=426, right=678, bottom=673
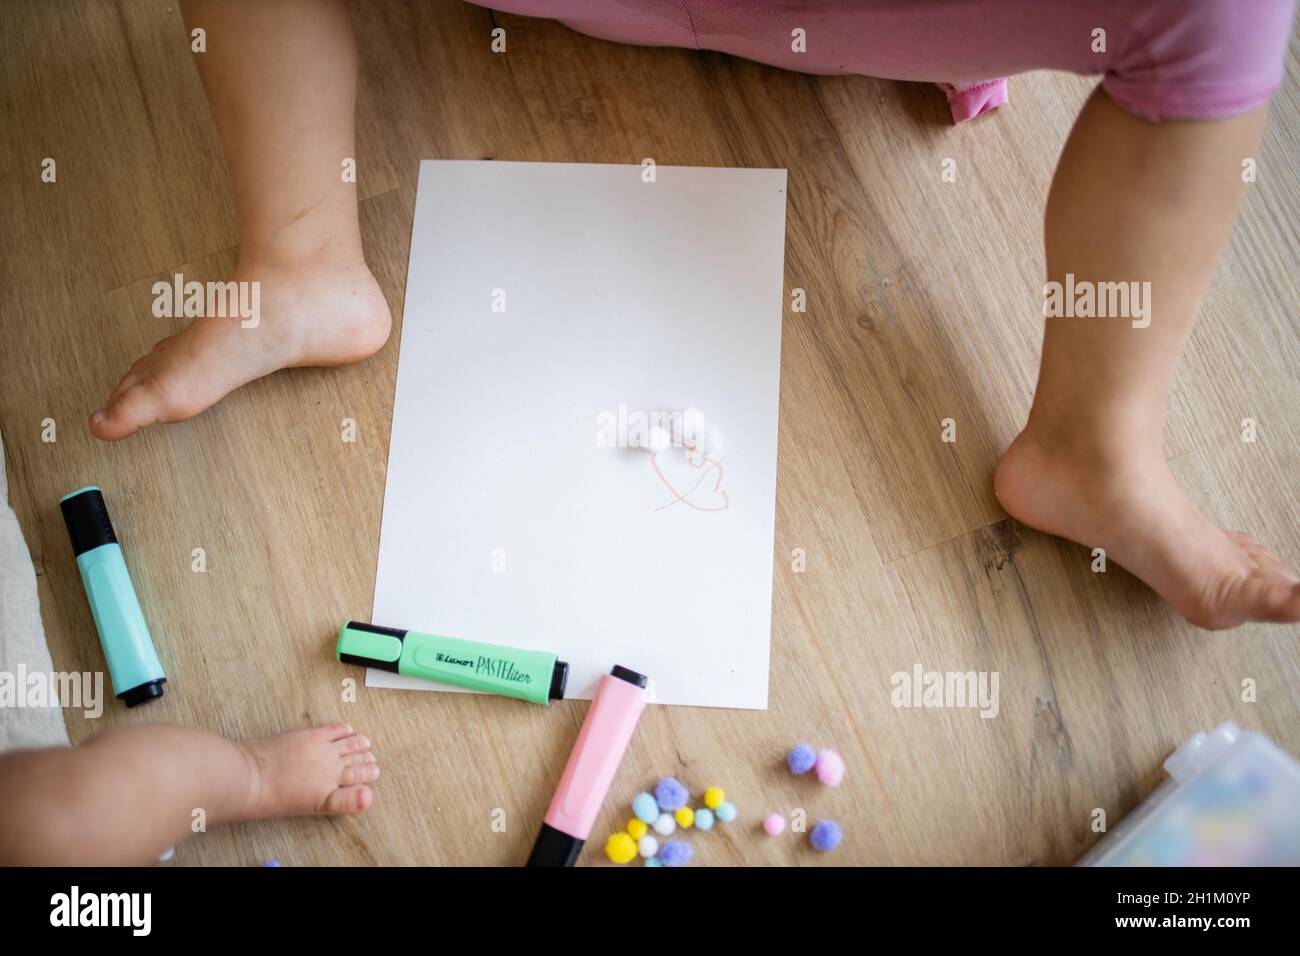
left=810, top=820, right=843, bottom=852
left=655, top=777, right=689, bottom=812
left=714, top=801, right=737, bottom=823
left=694, top=808, right=715, bottom=832
left=632, top=791, right=659, bottom=823
left=658, top=840, right=694, bottom=867
left=787, top=743, right=817, bottom=775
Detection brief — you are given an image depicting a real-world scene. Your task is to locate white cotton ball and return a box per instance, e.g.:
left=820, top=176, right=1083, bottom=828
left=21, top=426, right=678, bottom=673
left=158, top=846, right=175, bottom=862
left=647, top=425, right=671, bottom=452
left=638, top=835, right=659, bottom=858
left=686, top=425, right=724, bottom=463
left=678, top=407, right=703, bottom=447
left=653, top=812, right=677, bottom=836
left=696, top=425, right=723, bottom=457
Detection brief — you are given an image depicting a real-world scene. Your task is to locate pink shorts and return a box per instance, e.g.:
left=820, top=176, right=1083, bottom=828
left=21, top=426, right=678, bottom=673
left=474, top=0, right=1295, bottom=122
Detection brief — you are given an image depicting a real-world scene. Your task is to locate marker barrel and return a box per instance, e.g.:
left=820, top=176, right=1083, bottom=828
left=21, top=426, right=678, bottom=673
left=337, top=621, right=568, bottom=705
left=528, top=665, right=649, bottom=866
left=60, top=487, right=166, bottom=707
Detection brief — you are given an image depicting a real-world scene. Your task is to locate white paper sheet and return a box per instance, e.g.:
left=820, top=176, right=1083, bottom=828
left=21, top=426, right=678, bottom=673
left=369, top=161, right=786, bottom=709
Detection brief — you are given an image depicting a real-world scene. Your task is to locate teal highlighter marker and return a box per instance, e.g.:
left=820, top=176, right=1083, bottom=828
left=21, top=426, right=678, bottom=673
left=337, top=621, right=568, bottom=705
left=60, top=486, right=166, bottom=707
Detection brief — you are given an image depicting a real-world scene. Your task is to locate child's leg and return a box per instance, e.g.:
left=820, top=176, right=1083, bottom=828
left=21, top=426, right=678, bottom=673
left=91, top=0, right=390, bottom=441
left=995, top=90, right=1300, bottom=629
left=0, top=722, right=376, bottom=865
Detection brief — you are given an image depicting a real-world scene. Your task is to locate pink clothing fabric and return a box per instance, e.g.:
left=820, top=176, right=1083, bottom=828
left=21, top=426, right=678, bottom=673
left=472, top=0, right=1294, bottom=123
left=937, top=79, right=1010, bottom=123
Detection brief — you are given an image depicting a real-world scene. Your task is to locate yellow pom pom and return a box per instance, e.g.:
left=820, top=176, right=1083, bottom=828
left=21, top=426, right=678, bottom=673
left=703, top=787, right=725, bottom=810
left=627, top=818, right=648, bottom=840
left=605, top=832, right=638, bottom=864
left=675, top=806, right=695, bottom=829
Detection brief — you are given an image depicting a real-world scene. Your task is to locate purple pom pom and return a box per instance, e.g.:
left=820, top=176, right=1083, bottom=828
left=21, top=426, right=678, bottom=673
left=655, top=776, right=689, bottom=812
left=658, top=840, right=694, bottom=867
left=810, top=820, right=842, bottom=852
left=787, top=743, right=816, bottom=775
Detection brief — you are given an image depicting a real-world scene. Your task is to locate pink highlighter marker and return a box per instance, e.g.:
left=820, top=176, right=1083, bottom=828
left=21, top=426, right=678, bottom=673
left=527, top=665, right=649, bottom=866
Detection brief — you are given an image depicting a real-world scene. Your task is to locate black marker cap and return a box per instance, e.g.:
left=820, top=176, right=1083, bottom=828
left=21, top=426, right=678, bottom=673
left=611, top=664, right=648, bottom=688
left=549, top=661, right=569, bottom=701
left=119, top=678, right=166, bottom=707
left=337, top=621, right=407, bottom=673
left=526, top=823, right=583, bottom=867
left=60, top=486, right=117, bottom=557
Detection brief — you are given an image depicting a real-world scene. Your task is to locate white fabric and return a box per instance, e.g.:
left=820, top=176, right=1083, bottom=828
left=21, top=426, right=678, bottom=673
left=0, top=433, right=70, bottom=750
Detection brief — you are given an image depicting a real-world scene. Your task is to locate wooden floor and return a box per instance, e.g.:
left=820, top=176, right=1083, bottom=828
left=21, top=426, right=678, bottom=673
left=1, top=1, right=1298, bottom=866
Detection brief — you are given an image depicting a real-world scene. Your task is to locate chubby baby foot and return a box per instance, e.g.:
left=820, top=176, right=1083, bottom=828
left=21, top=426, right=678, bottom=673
left=241, top=722, right=378, bottom=819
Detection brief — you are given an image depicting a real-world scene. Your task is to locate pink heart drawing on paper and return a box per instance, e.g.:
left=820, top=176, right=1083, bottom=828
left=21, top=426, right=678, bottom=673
left=649, top=449, right=730, bottom=513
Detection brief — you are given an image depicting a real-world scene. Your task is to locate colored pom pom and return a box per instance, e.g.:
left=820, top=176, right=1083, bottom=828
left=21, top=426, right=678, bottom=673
left=810, top=820, right=843, bottom=852
left=787, top=743, right=816, bottom=775
left=627, top=818, right=648, bottom=840
left=715, top=801, right=737, bottom=823
left=703, top=786, right=725, bottom=810
left=674, top=806, right=695, bottom=829
left=815, top=749, right=845, bottom=786
left=762, top=813, right=787, bottom=836
left=655, top=777, right=689, bottom=812
left=638, top=835, right=659, bottom=858
left=694, top=808, right=715, bottom=832
left=605, top=831, right=638, bottom=864
left=696, top=426, right=723, bottom=457
left=158, top=847, right=175, bottom=862
left=644, top=857, right=662, bottom=867
left=658, top=840, right=694, bottom=867
left=653, top=812, right=677, bottom=836
left=632, top=791, right=659, bottom=823
left=260, top=859, right=282, bottom=867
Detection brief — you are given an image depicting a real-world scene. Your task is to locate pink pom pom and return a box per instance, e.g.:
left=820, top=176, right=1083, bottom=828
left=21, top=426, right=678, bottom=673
left=762, top=813, right=786, bottom=836
left=815, top=748, right=844, bottom=786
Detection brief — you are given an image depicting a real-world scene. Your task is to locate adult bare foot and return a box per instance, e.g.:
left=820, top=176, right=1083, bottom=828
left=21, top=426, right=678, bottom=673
left=89, top=257, right=390, bottom=441
left=994, top=428, right=1300, bottom=630
left=241, top=722, right=377, bottom=819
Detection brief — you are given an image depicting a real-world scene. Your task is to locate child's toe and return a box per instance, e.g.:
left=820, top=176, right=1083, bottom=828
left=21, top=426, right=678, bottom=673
left=1261, top=577, right=1300, bottom=623
left=91, top=381, right=162, bottom=441
left=323, top=784, right=373, bottom=816
left=340, top=764, right=380, bottom=786
left=320, top=723, right=354, bottom=742
left=335, top=732, right=371, bottom=755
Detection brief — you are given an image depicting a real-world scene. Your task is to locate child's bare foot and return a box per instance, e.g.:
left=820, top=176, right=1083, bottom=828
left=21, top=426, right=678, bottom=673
left=241, top=723, right=377, bottom=818
left=90, top=257, right=391, bottom=441
left=994, top=429, right=1300, bottom=630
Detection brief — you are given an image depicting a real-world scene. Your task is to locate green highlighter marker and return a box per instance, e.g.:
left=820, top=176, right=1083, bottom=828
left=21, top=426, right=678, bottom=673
left=336, top=621, right=568, bottom=706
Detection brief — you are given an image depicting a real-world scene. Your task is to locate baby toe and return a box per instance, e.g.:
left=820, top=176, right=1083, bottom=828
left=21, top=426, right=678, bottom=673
left=91, top=380, right=165, bottom=441
left=319, top=723, right=354, bottom=742
left=340, top=764, right=380, bottom=786
left=335, top=732, right=371, bottom=755
left=322, top=784, right=373, bottom=816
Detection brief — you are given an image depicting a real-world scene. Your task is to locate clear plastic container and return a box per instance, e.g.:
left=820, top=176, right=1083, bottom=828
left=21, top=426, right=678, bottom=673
left=1080, top=721, right=1300, bottom=866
